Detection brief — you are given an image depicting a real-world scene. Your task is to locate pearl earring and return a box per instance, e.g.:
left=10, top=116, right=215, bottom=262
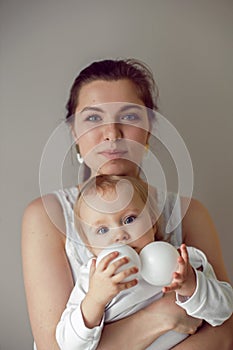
left=76, top=145, right=84, bottom=164
left=77, top=153, right=84, bottom=164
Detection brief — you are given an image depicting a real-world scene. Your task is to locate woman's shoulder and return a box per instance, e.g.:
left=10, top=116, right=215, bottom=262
left=180, top=196, right=214, bottom=242
left=22, top=192, right=68, bottom=243
left=23, top=193, right=62, bottom=218
left=180, top=196, right=210, bottom=223
left=23, top=186, right=78, bottom=217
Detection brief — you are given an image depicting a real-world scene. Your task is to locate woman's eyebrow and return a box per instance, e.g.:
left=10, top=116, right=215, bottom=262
left=80, top=106, right=104, bottom=113
left=80, top=104, right=144, bottom=114
left=118, top=104, right=145, bottom=113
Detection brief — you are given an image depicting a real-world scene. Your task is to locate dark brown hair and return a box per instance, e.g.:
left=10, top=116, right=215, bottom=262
left=65, top=58, right=159, bottom=122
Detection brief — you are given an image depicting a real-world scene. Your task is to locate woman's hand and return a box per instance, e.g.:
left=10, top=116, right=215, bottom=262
left=97, top=291, right=202, bottom=350
left=145, top=292, right=202, bottom=335
left=81, top=252, right=138, bottom=328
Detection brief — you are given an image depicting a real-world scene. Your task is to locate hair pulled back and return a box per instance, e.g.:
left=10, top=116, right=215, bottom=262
left=65, top=58, right=159, bottom=122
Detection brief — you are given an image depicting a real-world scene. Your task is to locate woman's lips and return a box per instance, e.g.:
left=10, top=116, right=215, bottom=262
left=98, top=150, right=128, bottom=159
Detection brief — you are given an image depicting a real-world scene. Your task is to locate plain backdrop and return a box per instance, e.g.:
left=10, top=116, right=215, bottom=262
left=0, top=1, right=232, bottom=349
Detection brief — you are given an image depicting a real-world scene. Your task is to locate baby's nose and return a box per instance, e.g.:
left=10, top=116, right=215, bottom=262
left=114, top=230, right=130, bottom=243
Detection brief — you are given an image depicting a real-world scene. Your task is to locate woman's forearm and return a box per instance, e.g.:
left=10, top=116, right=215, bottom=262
left=96, top=293, right=202, bottom=350
left=97, top=306, right=169, bottom=350
left=172, top=315, right=233, bottom=350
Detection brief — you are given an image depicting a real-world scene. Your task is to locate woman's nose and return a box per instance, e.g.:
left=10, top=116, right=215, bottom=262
left=114, top=230, right=130, bottom=243
left=103, top=123, right=122, bottom=141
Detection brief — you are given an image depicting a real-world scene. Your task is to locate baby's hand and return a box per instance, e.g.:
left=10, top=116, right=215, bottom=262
left=162, top=244, right=196, bottom=297
left=81, top=253, right=138, bottom=329
left=88, top=252, right=138, bottom=307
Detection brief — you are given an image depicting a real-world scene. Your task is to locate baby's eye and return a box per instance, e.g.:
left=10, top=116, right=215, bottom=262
left=85, top=114, right=102, bottom=122
left=123, top=215, right=137, bottom=225
left=121, top=114, right=140, bottom=122
left=97, top=226, right=109, bottom=235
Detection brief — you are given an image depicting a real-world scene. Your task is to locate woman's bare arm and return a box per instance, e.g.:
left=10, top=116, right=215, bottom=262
left=172, top=316, right=233, bottom=350
left=182, top=198, right=230, bottom=281
left=97, top=292, right=202, bottom=350
left=22, top=195, right=74, bottom=350
left=172, top=198, right=233, bottom=350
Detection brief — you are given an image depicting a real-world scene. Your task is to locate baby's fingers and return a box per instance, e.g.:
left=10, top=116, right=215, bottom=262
left=118, top=279, right=138, bottom=291
left=97, top=251, right=119, bottom=271
left=162, top=280, right=181, bottom=293
left=89, top=258, right=97, bottom=277
left=113, top=266, right=139, bottom=283
left=180, top=244, right=189, bottom=264
left=177, top=256, right=187, bottom=277
left=162, top=270, right=185, bottom=293
left=177, top=245, right=189, bottom=277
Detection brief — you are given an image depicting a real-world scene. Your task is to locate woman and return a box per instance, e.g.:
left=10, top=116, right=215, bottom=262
left=22, top=59, right=233, bottom=350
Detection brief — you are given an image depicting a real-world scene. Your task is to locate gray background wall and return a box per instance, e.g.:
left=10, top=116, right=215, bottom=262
left=1, top=1, right=232, bottom=349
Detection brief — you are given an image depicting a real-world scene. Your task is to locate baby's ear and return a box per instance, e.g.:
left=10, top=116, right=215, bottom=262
left=153, top=216, right=165, bottom=242
left=149, top=211, right=156, bottom=231
left=152, top=221, right=158, bottom=240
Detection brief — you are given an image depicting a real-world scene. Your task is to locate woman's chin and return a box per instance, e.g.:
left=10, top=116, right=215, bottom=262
left=96, top=159, right=139, bottom=177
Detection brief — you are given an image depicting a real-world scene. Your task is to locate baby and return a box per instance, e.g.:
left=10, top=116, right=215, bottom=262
left=56, top=175, right=233, bottom=350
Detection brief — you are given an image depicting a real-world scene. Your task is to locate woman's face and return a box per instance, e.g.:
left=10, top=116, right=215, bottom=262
left=73, top=79, right=150, bottom=177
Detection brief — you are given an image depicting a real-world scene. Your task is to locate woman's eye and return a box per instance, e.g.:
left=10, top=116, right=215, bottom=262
left=123, top=215, right=136, bottom=225
left=85, top=114, right=102, bottom=122
left=97, top=226, right=109, bottom=235
left=121, top=114, right=139, bottom=122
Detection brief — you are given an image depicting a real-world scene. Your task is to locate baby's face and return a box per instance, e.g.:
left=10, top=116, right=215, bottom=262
left=78, top=185, right=156, bottom=256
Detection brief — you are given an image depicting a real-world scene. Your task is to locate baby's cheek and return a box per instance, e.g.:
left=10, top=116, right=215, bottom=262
left=128, top=223, right=148, bottom=241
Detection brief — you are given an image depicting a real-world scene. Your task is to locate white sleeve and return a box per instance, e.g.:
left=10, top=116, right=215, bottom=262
left=176, top=247, right=233, bottom=326
left=56, top=264, right=104, bottom=350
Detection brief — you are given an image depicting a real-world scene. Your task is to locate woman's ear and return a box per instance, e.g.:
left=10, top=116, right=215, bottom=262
left=71, top=125, right=78, bottom=144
